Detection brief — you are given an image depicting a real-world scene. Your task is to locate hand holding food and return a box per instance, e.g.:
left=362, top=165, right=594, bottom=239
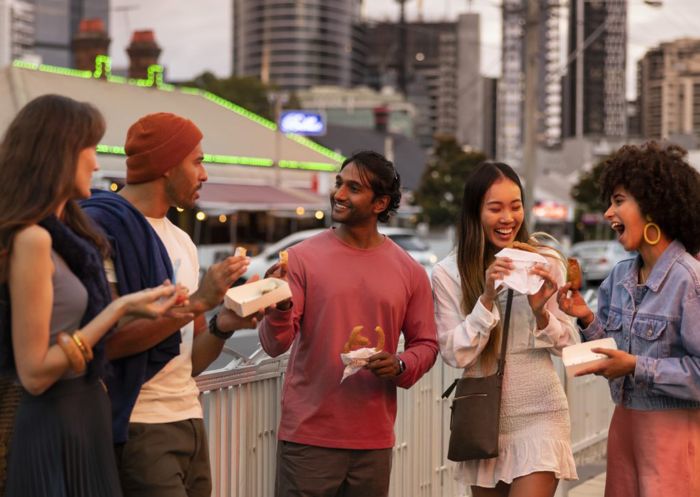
left=482, top=257, right=514, bottom=307
left=118, top=282, right=180, bottom=320
left=340, top=324, right=390, bottom=382
left=557, top=284, right=594, bottom=325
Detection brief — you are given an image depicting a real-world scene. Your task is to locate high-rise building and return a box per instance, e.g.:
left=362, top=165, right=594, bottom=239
left=498, top=0, right=561, bottom=167
left=482, top=76, right=498, bottom=159
left=364, top=14, right=482, bottom=150
left=637, top=38, right=700, bottom=141
left=562, top=0, right=626, bottom=139
left=32, top=0, right=109, bottom=67
left=0, top=0, right=36, bottom=68
left=455, top=13, right=483, bottom=150
left=233, top=0, right=365, bottom=91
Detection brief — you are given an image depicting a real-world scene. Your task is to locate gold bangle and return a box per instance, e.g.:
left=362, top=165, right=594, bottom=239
left=57, top=332, right=86, bottom=374
left=71, top=331, right=93, bottom=362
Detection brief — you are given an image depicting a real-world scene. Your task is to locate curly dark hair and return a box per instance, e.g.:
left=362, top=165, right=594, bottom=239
left=341, top=150, right=402, bottom=223
left=599, top=141, right=700, bottom=254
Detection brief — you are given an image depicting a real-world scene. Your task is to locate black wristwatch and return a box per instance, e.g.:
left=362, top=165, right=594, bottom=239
left=397, top=357, right=406, bottom=375
left=209, top=314, right=234, bottom=340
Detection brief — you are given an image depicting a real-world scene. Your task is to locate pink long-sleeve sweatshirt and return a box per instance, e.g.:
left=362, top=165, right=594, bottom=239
left=259, top=229, right=438, bottom=449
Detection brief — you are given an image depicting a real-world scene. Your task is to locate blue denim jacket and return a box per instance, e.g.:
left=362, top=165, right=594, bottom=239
left=582, top=240, right=700, bottom=410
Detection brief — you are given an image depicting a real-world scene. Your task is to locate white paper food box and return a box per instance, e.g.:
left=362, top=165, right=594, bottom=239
left=562, top=337, right=617, bottom=378
left=224, top=278, right=292, bottom=317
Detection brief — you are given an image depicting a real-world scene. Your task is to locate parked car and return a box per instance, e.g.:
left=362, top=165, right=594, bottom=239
left=569, top=240, right=635, bottom=286
left=242, top=227, right=438, bottom=281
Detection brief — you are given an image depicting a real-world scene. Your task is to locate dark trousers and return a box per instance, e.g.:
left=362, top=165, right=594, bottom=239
left=275, top=441, right=393, bottom=497
left=115, top=419, right=211, bottom=497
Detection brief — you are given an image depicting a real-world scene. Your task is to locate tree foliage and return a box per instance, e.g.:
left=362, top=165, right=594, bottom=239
left=181, top=72, right=275, bottom=120
left=570, top=158, right=616, bottom=242
left=414, top=135, right=487, bottom=227
left=570, top=159, right=607, bottom=213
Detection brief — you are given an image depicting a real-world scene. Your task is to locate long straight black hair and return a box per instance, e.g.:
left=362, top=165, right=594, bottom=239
left=456, top=162, right=530, bottom=370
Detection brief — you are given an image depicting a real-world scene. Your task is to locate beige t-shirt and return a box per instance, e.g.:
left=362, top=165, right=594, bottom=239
left=129, top=216, right=203, bottom=423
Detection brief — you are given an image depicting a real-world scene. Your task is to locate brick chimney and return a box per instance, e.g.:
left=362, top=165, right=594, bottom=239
left=72, top=18, right=110, bottom=73
left=126, top=30, right=162, bottom=79
left=373, top=105, right=389, bottom=133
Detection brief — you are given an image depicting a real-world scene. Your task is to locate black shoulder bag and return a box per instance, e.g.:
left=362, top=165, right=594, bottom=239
left=441, top=289, right=514, bottom=462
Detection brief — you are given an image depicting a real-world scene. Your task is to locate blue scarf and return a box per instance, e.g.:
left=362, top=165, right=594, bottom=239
left=0, top=215, right=112, bottom=379
left=81, top=189, right=181, bottom=444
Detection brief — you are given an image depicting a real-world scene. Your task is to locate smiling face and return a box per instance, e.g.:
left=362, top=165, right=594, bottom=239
left=480, top=177, right=524, bottom=249
left=330, top=162, right=388, bottom=227
left=73, top=146, right=99, bottom=199
left=604, top=185, right=645, bottom=251
left=164, top=143, right=207, bottom=209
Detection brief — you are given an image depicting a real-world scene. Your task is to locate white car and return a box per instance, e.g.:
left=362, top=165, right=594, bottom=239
left=243, top=227, right=438, bottom=281
left=569, top=240, right=635, bottom=286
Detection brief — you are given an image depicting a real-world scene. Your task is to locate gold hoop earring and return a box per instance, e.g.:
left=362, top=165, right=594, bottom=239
left=643, top=222, right=661, bottom=246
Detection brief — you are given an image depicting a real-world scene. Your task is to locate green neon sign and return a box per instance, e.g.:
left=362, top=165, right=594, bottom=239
left=96, top=144, right=125, bottom=155
left=12, top=56, right=344, bottom=169
left=203, top=154, right=273, bottom=167
left=279, top=160, right=339, bottom=172
left=96, top=145, right=335, bottom=170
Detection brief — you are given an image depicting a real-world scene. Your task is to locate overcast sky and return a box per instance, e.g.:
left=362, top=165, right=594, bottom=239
left=109, top=0, right=700, bottom=99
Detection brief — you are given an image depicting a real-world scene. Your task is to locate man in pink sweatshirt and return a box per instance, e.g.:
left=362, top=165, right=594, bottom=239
left=259, top=150, right=439, bottom=497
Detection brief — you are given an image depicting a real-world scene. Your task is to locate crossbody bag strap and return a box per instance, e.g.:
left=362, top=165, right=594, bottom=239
left=496, top=289, right=514, bottom=376
left=441, top=379, right=459, bottom=399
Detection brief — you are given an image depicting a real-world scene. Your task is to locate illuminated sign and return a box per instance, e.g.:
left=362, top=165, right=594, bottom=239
left=532, top=201, right=571, bottom=221
left=279, top=111, right=326, bottom=136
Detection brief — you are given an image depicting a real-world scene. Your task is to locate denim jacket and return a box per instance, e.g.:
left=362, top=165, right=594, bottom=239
left=581, top=240, right=700, bottom=410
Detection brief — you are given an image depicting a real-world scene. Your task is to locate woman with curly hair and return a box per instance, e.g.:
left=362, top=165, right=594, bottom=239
left=558, top=141, right=700, bottom=497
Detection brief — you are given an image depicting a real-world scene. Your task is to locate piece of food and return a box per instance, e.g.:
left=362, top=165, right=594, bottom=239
left=510, top=241, right=539, bottom=254
left=234, top=246, right=247, bottom=257
left=343, top=325, right=370, bottom=353
left=375, top=326, right=385, bottom=351
left=567, top=257, right=582, bottom=290
left=279, top=250, right=288, bottom=271
left=342, top=325, right=386, bottom=354
left=173, top=284, right=189, bottom=305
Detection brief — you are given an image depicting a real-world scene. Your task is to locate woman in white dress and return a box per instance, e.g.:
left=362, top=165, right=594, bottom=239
left=432, top=162, right=578, bottom=497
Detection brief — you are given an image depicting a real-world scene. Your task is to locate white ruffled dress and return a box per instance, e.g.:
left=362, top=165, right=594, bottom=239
left=431, top=252, right=579, bottom=488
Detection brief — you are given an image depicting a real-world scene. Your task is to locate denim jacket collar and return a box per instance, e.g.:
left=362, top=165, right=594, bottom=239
left=618, top=240, right=686, bottom=294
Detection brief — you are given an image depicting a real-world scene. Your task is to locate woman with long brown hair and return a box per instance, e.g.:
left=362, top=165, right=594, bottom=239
left=0, top=94, right=182, bottom=497
left=432, top=162, right=578, bottom=496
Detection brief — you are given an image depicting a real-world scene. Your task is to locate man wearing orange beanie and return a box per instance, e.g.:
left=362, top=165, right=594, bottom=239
left=83, top=112, right=261, bottom=497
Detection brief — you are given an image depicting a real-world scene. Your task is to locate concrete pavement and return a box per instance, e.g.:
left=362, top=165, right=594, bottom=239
left=568, top=472, right=606, bottom=497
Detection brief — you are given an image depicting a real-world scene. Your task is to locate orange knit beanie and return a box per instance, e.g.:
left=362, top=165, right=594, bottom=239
left=125, top=112, right=203, bottom=184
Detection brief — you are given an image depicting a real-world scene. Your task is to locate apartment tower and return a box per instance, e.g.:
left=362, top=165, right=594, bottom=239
left=233, top=0, right=365, bottom=91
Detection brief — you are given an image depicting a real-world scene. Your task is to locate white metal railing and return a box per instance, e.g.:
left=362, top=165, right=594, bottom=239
left=197, top=350, right=613, bottom=497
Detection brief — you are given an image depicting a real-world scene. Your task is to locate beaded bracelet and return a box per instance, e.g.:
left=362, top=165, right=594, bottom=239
left=71, top=331, right=93, bottom=362
left=57, top=332, right=86, bottom=374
